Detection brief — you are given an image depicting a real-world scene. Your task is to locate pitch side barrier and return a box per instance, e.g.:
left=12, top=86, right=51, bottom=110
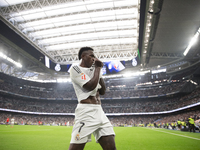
left=1, top=102, right=200, bottom=116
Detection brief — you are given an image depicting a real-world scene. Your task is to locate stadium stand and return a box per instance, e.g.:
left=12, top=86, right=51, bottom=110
left=0, top=71, right=200, bottom=131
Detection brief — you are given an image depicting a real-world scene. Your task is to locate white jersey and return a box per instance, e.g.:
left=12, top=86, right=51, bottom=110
left=195, top=119, right=200, bottom=126
left=70, top=64, right=101, bottom=102
left=11, top=118, right=14, bottom=124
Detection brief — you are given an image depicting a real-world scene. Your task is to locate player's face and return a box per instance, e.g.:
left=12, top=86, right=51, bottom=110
left=83, top=50, right=95, bottom=67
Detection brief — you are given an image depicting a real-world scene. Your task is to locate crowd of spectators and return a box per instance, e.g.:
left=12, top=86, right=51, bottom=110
left=0, top=79, right=76, bottom=99
left=0, top=70, right=200, bottom=128
left=0, top=112, right=74, bottom=126
left=1, top=110, right=199, bottom=127
left=101, top=82, right=184, bottom=98
left=158, top=110, right=200, bottom=125
left=0, top=87, right=200, bottom=113
left=156, top=110, right=200, bottom=129
left=103, top=88, right=200, bottom=113
left=0, top=97, right=77, bottom=113
left=0, top=72, right=187, bottom=99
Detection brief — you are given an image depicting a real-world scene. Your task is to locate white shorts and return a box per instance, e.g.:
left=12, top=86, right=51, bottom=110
left=70, top=104, right=115, bottom=144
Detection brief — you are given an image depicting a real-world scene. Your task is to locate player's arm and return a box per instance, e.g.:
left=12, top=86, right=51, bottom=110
left=83, top=59, right=103, bottom=91
left=98, top=78, right=106, bottom=95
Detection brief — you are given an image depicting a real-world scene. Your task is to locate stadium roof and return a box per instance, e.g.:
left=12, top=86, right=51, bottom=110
left=0, top=0, right=200, bottom=80
left=0, top=0, right=140, bottom=63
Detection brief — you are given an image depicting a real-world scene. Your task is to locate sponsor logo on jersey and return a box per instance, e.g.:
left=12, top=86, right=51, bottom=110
left=81, top=74, right=86, bottom=80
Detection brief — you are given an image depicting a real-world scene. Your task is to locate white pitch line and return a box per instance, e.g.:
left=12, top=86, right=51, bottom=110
left=146, top=128, right=200, bottom=141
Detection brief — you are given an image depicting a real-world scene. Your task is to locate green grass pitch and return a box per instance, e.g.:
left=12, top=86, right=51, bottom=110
left=0, top=125, right=200, bottom=150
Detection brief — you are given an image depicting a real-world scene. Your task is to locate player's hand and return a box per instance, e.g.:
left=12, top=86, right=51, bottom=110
left=94, top=58, right=103, bottom=68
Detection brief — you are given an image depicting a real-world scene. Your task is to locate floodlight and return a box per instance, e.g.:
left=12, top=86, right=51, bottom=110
left=152, top=68, right=166, bottom=74
left=183, top=28, right=200, bottom=56
left=0, top=52, right=22, bottom=68
left=57, top=78, right=71, bottom=82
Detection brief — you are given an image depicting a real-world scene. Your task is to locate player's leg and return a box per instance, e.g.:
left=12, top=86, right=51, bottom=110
left=98, top=135, right=116, bottom=150
left=189, top=124, right=192, bottom=132
left=192, top=124, right=195, bottom=132
left=69, top=121, right=92, bottom=150
left=68, top=143, right=86, bottom=150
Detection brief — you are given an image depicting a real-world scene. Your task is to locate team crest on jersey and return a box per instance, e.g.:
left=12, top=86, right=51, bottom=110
left=75, top=133, right=80, bottom=141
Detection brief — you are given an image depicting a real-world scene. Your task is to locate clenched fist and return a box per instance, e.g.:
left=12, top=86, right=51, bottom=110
left=94, top=58, right=104, bottom=68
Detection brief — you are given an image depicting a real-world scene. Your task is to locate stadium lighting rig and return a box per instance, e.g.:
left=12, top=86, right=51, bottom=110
left=123, top=70, right=150, bottom=77
left=151, top=68, right=166, bottom=74
left=0, top=52, right=22, bottom=68
left=0, top=0, right=140, bottom=64
left=57, top=78, right=71, bottom=83
left=54, top=70, right=151, bottom=83
left=183, top=27, right=200, bottom=56
left=188, top=80, right=198, bottom=85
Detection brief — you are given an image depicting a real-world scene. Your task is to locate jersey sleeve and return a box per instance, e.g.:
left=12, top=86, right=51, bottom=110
left=70, top=65, right=91, bottom=87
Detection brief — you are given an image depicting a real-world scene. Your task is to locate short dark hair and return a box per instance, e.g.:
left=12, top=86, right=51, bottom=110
left=78, top=47, right=94, bottom=60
